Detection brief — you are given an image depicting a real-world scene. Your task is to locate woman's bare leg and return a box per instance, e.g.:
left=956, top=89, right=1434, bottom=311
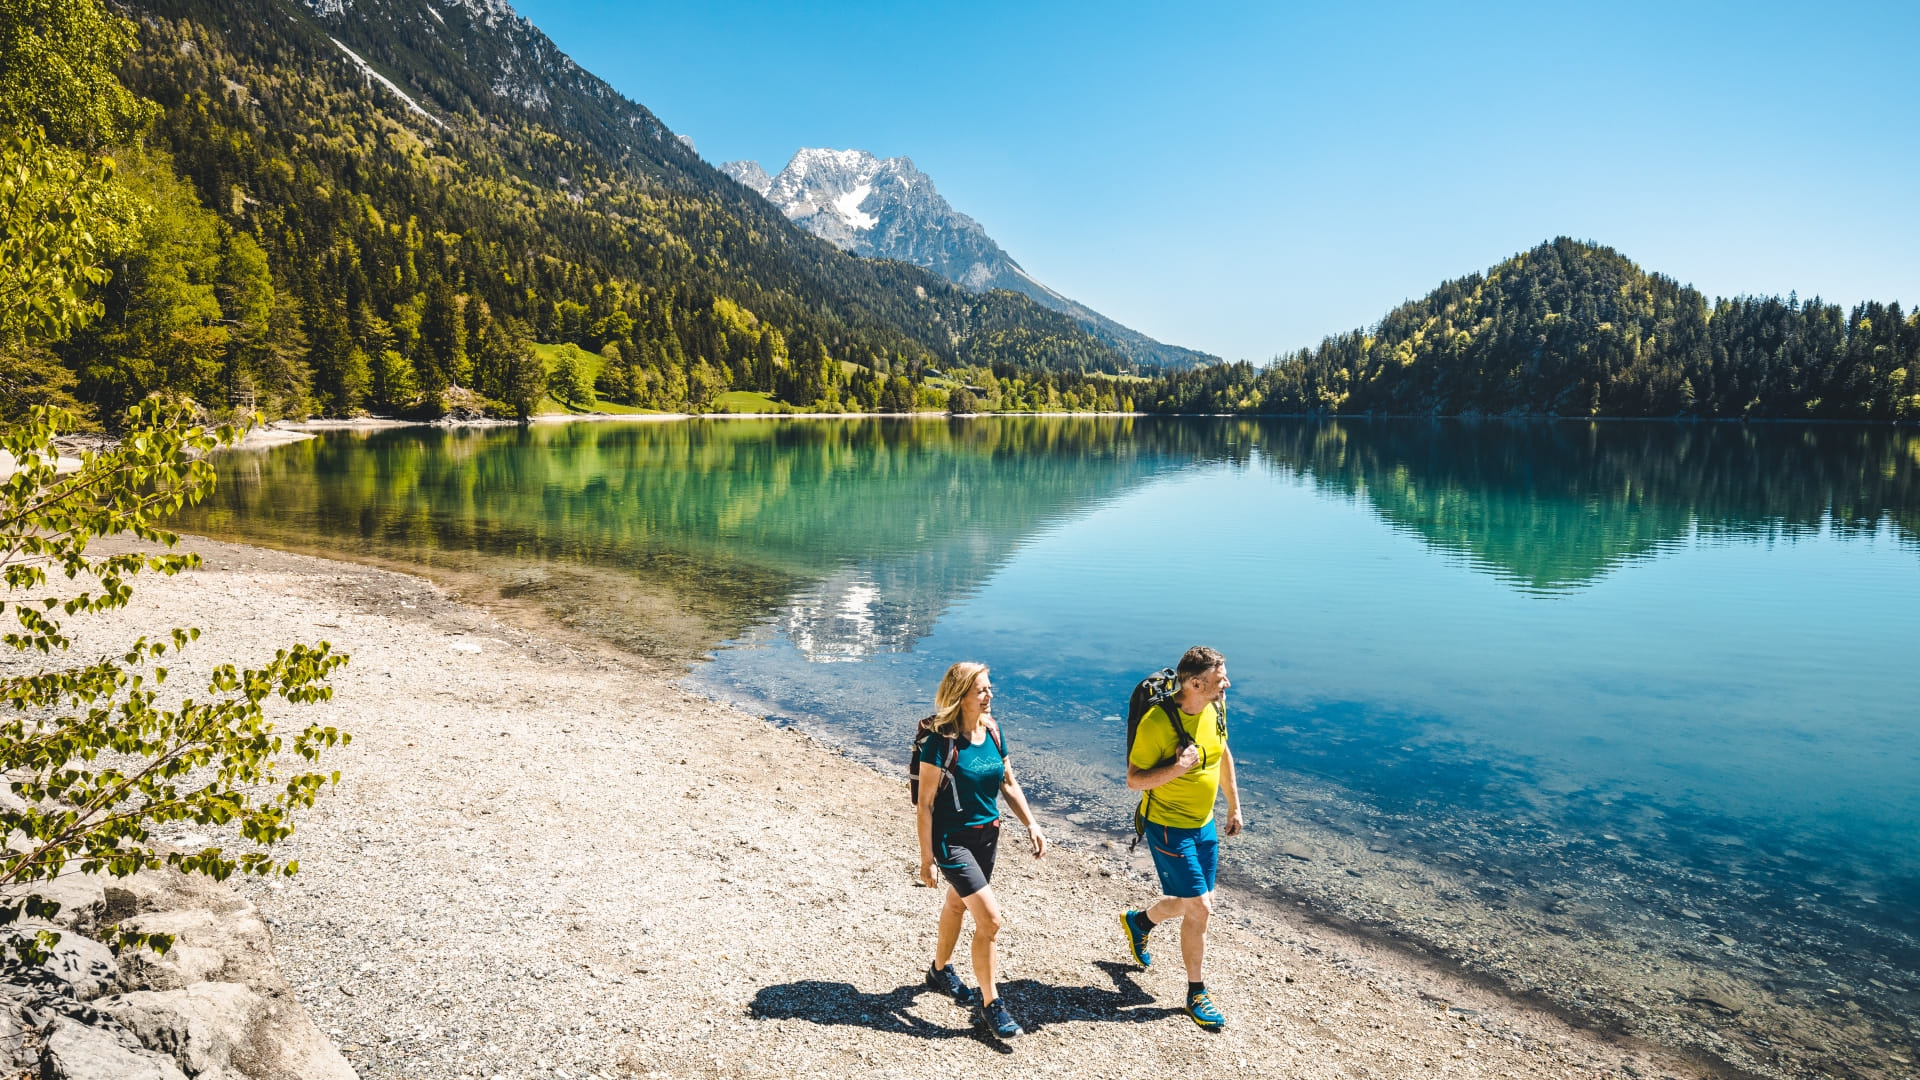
left=933, top=885, right=966, bottom=968
left=959, top=885, right=1006, bottom=1004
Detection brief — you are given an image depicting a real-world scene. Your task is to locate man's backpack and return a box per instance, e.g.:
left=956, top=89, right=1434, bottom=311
left=1125, top=668, right=1192, bottom=766
left=908, top=715, right=1005, bottom=812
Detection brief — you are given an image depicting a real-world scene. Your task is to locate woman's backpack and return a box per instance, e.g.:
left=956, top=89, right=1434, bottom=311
left=907, top=715, right=1004, bottom=811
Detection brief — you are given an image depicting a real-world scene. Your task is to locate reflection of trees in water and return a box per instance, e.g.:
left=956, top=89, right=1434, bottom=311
left=181, top=417, right=1208, bottom=657
left=181, top=418, right=1920, bottom=655
left=1251, top=419, right=1920, bottom=591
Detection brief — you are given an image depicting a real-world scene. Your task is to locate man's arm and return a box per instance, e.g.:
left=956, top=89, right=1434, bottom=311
left=1128, top=742, right=1201, bottom=791
left=1219, top=745, right=1244, bottom=837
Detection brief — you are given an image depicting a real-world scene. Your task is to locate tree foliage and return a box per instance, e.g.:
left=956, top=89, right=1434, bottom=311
left=0, top=0, right=158, bottom=150
left=0, top=403, right=349, bottom=960
left=0, top=133, right=146, bottom=422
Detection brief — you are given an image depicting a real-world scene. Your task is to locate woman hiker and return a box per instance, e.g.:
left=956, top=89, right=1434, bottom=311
left=916, top=661, right=1048, bottom=1039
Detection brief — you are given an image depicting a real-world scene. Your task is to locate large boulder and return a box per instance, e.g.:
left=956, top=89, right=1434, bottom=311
left=4, top=867, right=355, bottom=1080
left=17, top=876, right=108, bottom=933
left=2, top=928, right=118, bottom=1001
left=37, top=1015, right=189, bottom=1080
left=101, top=982, right=354, bottom=1080
left=116, top=907, right=277, bottom=993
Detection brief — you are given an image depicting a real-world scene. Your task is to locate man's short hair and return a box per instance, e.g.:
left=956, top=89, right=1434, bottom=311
left=1176, top=646, right=1225, bottom=681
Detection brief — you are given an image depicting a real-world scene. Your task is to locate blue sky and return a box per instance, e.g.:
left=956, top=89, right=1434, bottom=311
left=514, top=0, right=1920, bottom=362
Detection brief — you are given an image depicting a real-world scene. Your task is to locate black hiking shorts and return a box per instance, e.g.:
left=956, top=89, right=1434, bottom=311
left=934, top=822, right=1001, bottom=898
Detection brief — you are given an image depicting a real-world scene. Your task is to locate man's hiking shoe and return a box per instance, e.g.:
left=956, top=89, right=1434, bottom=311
left=973, top=997, right=1024, bottom=1040
left=1121, top=909, right=1153, bottom=967
left=925, top=962, right=974, bottom=1004
left=1186, top=989, right=1226, bottom=1031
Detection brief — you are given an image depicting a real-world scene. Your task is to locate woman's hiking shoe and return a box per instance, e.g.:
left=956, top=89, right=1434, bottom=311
left=973, top=997, right=1024, bottom=1040
left=1121, top=909, right=1153, bottom=967
left=925, top=962, right=974, bottom=1004
left=1186, top=989, right=1226, bottom=1031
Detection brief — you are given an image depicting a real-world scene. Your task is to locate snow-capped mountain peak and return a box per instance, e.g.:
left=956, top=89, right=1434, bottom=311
left=721, top=148, right=1217, bottom=369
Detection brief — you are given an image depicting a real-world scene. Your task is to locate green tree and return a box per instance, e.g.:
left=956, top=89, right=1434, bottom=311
left=0, top=0, right=158, bottom=150
left=946, top=387, right=977, bottom=415
left=594, top=341, right=629, bottom=403
left=67, top=150, right=231, bottom=418
left=0, top=133, right=143, bottom=423
left=0, top=403, right=348, bottom=959
left=418, top=281, right=465, bottom=395
left=547, top=343, right=596, bottom=409
left=487, top=318, right=543, bottom=420
left=372, top=348, right=418, bottom=414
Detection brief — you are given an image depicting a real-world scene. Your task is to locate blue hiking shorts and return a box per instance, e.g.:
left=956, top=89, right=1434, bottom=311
left=1146, top=819, right=1219, bottom=899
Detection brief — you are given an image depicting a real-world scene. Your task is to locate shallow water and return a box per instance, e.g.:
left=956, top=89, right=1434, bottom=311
left=180, top=417, right=1920, bottom=1077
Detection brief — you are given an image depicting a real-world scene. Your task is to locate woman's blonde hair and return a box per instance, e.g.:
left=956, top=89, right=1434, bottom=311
left=931, top=662, right=989, bottom=736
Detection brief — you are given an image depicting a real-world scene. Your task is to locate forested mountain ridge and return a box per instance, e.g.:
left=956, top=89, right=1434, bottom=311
left=49, top=0, right=1129, bottom=422
left=1149, top=239, right=1920, bottom=420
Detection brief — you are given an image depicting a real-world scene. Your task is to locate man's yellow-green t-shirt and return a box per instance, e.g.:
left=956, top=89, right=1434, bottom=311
left=1129, top=700, right=1227, bottom=829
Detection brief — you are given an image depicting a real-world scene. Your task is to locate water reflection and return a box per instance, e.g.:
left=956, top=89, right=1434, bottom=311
left=1256, top=419, right=1920, bottom=592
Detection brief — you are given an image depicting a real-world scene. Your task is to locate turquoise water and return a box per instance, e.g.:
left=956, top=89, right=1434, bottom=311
left=184, top=417, right=1920, bottom=1075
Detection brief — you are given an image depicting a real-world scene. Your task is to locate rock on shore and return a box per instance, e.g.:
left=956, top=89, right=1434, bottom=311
left=2, top=866, right=354, bottom=1079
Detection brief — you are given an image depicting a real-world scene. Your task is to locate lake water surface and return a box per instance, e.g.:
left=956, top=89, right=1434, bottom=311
left=180, top=417, right=1920, bottom=1078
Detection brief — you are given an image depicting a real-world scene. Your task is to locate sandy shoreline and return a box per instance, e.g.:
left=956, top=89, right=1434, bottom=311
left=52, top=535, right=1711, bottom=1080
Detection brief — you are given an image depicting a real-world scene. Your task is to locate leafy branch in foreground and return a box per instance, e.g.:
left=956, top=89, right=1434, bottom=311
left=0, top=402, right=350, bottom=962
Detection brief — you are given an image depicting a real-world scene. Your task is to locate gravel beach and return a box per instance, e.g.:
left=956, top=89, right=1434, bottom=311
left=54, top=537, right=1712, bottom=1080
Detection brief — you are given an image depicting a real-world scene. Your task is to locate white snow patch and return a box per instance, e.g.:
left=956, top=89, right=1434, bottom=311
left=833, top=183, right=876, bottom=230
left=330, top=38, right=444, bottom=128
left=424, top=4, right=444, bottom=22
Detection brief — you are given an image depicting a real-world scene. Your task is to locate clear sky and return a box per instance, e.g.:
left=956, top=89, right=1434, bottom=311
left=514, top=0, right=1919, bottom=362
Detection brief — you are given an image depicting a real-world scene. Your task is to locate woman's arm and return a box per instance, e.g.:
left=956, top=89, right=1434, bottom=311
left=1000, top=762, right=1048, bottom=858
left=916, top=760, right=943, bottom=886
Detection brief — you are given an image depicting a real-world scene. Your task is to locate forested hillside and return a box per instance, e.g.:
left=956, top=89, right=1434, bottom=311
left=1149, top=239, right=1920, bottom=420
left=6, top=0, right=1129, bottom=426
left=6, top=1, right=1915, bottom=427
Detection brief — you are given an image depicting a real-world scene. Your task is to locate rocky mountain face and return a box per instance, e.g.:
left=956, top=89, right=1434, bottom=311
left=723, top=149, right=1217, bottom=371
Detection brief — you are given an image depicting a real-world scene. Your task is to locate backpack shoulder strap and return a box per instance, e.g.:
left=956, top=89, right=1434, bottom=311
left=1162, top=697, right=1195, bottom=748
left=982, top=716, right=1005, bottom=757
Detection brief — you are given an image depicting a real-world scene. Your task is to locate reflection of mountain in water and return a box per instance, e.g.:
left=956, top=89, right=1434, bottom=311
left=181, top=417, right=1218, bottom=658
left=1253, top=419, right=1920, bottom=591
left=779, top=571, right=894, bottom=662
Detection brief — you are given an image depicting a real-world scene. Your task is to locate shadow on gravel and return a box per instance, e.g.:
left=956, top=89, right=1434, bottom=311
left=748, top=960, right=1184, bottom=1046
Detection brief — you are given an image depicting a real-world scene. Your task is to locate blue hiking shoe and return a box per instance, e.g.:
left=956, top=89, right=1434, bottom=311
left=1187, top=988, right=1226, bottom=1031
left=925, top=962, right=974, bottom=1005
left=1121, top=909, right=1152, bottom=968
left=973, top=996, right=1024, bottom=1040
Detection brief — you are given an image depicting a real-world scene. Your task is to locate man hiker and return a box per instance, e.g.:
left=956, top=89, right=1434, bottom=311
left=1119, top=645, right=1243, bottom=1030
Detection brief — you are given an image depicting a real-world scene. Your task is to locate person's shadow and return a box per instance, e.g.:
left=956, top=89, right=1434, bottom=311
left=748, top=960, right=1183, bottom=1046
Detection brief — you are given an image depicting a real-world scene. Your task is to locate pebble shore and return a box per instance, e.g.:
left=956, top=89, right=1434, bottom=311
left=71, top=537, right=1710, bottom=1080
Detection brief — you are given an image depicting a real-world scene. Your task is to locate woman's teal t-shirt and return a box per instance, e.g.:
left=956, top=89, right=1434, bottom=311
left=918, top=726, right=1005, bottom=831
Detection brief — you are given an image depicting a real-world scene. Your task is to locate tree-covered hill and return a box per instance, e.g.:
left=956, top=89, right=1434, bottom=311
left=1150, top=239, right=1920, bottom=420
left=40, top=0, right=1126, bottom=422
